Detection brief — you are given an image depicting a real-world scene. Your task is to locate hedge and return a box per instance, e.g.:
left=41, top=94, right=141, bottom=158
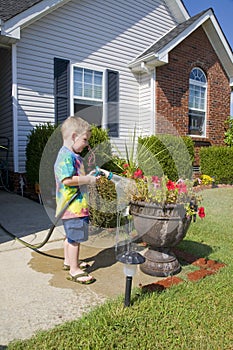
left=200, top=146, right=233, bottom=184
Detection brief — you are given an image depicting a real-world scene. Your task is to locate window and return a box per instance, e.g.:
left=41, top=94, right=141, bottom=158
left=73, top=67, right=119, bottom=136
left=188, top=68, right=207, bottom=136
left=73, top=67, right=103, bottom=127
left=54, top=58, right=119, bottom=135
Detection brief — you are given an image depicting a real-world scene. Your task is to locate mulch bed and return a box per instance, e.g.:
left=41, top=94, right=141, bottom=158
left=141, top=249, right=226, bottom=293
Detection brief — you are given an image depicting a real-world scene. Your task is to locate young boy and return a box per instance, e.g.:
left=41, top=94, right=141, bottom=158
left=54, top=116, right=108, bottom=284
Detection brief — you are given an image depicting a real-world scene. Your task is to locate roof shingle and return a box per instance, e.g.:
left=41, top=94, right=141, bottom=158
left=0, top=0, right=43, bottom=21
left=137, top=10, right=208, bottom=59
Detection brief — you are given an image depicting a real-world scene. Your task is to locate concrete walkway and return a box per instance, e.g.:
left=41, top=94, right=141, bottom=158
left=0, top=190, right=160, bottom=346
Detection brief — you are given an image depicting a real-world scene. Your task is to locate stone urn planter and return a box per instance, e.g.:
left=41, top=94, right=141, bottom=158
left=129, top=201, right=191, bottom=277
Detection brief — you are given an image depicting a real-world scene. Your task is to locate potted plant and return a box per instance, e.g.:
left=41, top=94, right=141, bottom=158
left=119, top=164, right=205, bottom=277
left=106, top=130, right=204, bottom=276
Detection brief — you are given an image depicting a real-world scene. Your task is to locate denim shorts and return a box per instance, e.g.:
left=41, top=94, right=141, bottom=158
left=62, top=217, right=89, bottom=243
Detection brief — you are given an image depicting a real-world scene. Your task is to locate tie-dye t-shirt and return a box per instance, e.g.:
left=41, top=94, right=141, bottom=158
left=54, top=146, right=89, bottom=219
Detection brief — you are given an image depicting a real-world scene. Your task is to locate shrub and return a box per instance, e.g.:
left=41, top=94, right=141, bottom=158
left=200, top=146, right=233, bottom=184
left=138, top=134, right=194, bottom=181
left=26, top=123, right=57, bottom=186
left=81, top=125, right=118, bottom=227
left=81, top=125, right=112, bottom=171
left=224, top=116, right=233, bottom=147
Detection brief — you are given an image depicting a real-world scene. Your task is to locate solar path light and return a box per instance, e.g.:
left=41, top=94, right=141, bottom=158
left=117, top=250, right=145, bottom=307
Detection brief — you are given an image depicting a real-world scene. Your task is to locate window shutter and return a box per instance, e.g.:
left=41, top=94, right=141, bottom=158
left=54, top=58, right=70, bottom=124
left=107, top=70, right=119, bottom=137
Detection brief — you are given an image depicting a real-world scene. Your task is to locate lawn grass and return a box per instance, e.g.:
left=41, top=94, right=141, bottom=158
left=8, top=187, right=233, bottom=350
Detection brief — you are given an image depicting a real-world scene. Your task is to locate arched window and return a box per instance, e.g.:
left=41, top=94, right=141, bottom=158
left=188, top=68, right=207, bottom=136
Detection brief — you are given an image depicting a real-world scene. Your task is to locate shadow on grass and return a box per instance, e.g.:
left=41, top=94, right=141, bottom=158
left=84, top=240, right=214, bottom=274
left=129, top=240, right=215, bottom=305
left=176, top=239, right=213, bottom=261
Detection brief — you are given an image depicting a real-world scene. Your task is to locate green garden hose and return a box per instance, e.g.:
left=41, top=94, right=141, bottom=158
left=0, top=191, right=79, bottom=258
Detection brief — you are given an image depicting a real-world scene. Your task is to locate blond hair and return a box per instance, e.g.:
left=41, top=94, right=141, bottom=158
left=61, top=116, right=91, bottom=140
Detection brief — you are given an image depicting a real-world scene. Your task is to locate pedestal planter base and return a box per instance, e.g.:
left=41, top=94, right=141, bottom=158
left=140, top=248, right=181, bottom=277
left=130, top=201, right=191, bottom=277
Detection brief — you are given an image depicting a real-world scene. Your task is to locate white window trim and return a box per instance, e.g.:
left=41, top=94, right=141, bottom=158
left=189, top=68, right=207, bottom=138
left=70, top=63, right=107, bottom=129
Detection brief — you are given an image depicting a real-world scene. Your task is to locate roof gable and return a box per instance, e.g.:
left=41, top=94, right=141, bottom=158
left=129, top=8, right=233, bottom=82
left=136, top=10, right=207, bottom=60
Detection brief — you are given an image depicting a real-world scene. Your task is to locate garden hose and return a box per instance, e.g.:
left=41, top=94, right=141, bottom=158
left=0, top=168, right=109, bottom=258
left=0, top=191, right=80, bottom=258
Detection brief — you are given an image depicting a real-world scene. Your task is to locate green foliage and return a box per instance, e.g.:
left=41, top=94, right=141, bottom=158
left=81, top=126, right=118, bottom=227
left=200, top=146, right=233, bottom=184
left=81, top=125, right=112, bottom=172
left=224, top=116, right=233, bottom=147
left=138, top=134, right=194, bottom=181
left=26, top=123, right=57, bottom=185
left=89, top=177, right=118, bottom=227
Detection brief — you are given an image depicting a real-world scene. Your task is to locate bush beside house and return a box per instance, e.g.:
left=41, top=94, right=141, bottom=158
left=138, top=135, right=195, bottom=181
left=200, top=146, right=233, bottom=184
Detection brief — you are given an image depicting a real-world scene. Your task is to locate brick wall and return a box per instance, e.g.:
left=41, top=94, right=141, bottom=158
left=155, top=26, right=231, bottom=165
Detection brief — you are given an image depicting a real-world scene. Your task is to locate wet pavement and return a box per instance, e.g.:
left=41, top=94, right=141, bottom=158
left=0, top=190, right=160, bottom=346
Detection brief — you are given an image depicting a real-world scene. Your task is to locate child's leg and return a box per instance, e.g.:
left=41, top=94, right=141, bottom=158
left=68, top=241, right=94, bottom=282
left=68, top=241, right=80, bottom=274
left=64, top=238, right=89, bottom=269
left=64, top=238, right=69, bottom=266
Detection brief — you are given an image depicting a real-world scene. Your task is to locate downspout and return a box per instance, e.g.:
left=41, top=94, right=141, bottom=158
left=12, top=43, right=19, bottom=173
left=151, top=68, right=156, bottom=134
left=102, top=69, right=107, bottom=130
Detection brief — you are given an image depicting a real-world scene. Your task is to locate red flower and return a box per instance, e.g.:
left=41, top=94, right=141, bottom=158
left=133, top=168, right=143, bottom=179
left=166, top=180, right=176, bottom=191
left=123, top=163, right=129, bottom=168
left=198, top=207, right=205, bottom=218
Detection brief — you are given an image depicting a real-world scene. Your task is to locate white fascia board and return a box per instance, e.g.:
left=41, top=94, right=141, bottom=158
left=158, top=10, right=215, bottom=61
left=202, top=16, right=233, bottom=79
left=164, top=0, right=189, bottom=23
left=128, top=53, right=160, bottom=72
left=206, top=13, right=233, bottom=59
left=1, top=0, right=70, bottom=39
left=129, top=10, right=213, bottom=72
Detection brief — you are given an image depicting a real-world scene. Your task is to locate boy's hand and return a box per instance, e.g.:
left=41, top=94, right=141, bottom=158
left=98, top=168, right=110, bottom=178
left=86, top=175, right=97, bottom=185
left=88, top=169, right=97, bottom=176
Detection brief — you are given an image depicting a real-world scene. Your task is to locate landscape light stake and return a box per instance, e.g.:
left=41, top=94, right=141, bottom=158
left=117, top=250, right=145, bottom=307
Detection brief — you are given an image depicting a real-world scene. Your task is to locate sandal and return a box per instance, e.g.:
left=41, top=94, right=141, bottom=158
left=63, top=264, right=70, bottom=271
left=67, top=272, right=96, bottom=284
left=63, top=261, right=90, bottom=271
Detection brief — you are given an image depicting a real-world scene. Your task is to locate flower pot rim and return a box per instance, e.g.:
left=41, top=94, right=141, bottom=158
left=129, top=200, right=186, bottom=209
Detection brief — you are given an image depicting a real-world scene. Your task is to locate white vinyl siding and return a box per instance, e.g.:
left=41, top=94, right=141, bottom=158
left=139, top=72, right=155, bottom=136
left=15, top=0, right=176, bottom=172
